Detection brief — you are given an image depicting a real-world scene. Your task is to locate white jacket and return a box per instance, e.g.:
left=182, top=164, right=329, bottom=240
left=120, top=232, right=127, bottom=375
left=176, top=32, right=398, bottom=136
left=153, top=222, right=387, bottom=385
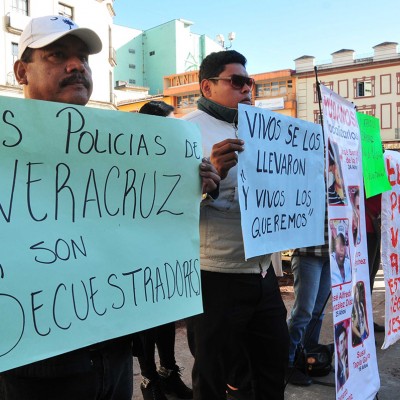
left=183, top=109, right=271, bottom=274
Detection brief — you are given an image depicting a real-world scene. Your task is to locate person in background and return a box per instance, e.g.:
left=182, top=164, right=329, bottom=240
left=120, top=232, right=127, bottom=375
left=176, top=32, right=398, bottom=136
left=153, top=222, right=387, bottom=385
left=351, top=188, right=361, bottom=246
left=1, top=15, right=134, bottom=400
left=134, top=101, right=193, bottom=400
left=328, top=140, right=347, bottom=205
left=286, top=210, right=331, bottom=386
left=365, top=193, right=384, bottom=332
left=330, top=232, right=352, bottom=285
left=139, top=100, right=175, bottom=118
left=351, top=282, right=369, bottom=346
left=183, top=50, right=289, bottom=400
left=335, top=322, right=349, bottom=391
left=226, top=252, right=285, bottom=400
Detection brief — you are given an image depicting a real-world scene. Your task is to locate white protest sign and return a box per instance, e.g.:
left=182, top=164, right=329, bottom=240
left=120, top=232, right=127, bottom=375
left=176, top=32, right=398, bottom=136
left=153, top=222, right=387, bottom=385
left=321, top=84, right=380, bottom=400
left=382, top=150, right=400, bottom=348
left=237, top=104, right=325, bottom=259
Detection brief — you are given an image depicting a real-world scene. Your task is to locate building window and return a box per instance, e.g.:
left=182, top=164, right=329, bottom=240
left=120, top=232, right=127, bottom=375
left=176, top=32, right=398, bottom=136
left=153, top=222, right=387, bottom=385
left=256, top=80, right=292, bottom=98
left=314, top=81, right=333, bottom=103
left=313, top=110, right=322, bottom=125
left=353, top=77, right=375, bottom=98
left=58, top=3, right=73, bottom=19
left=338, top=80, right=349, bottom=98
left=129, top=64, right=136, bottom=69
left=129, top=48, right=135, bottom=54
left=396, top=103, right=400, bottom=138
left=149, top=51, right=155, bottom=56
left=11, top=42, right=18, bottom=64
left=177, top=94, right=200, bottom=109
left=357, top=81, right=372, bottom=97
left=397, top=73, right=400, bottom=94
left=380, top=74, right=391, bottom=95
left=380, top=103, right=392, bottom=129
left=108, top=26, right=116, bottom=66
left=356, top=104, right=376, bottom=117
left=129, top=79, right=136, bottom=84
left=12, top=0, right=28, bottom=15
left=7, top=42, right=19, bottom=85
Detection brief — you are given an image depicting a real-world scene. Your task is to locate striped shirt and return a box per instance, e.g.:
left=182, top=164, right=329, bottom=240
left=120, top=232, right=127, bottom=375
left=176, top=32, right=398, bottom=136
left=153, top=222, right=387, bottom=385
left=292, top=207, right=329, bottom=258
left=328, top=182, right=344, bottom=205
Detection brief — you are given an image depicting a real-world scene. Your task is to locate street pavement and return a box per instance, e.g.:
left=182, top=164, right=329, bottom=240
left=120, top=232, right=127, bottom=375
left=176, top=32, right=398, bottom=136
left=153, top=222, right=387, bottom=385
left=132, top=269, right=400, bottom=399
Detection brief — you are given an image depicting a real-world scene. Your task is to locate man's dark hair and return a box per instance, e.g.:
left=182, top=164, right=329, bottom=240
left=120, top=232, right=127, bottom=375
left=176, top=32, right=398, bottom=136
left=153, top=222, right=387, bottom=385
left=20, top=47, right=34, bottom=63
left=328, top=140, right=335, bottom=166
left=335, top=232, right=346, bottom=247
left=335, top=322, right=347, bottom=344
left=199, top=50, right=247, bottom=83
left=139, top=101, right=174, bottom=117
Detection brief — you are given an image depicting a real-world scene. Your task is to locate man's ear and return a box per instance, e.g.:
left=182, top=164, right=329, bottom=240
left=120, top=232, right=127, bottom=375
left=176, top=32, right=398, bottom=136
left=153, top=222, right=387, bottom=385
left=14, top=60, right=28, bottom=85
left=200, top=79, right=212, bottom=98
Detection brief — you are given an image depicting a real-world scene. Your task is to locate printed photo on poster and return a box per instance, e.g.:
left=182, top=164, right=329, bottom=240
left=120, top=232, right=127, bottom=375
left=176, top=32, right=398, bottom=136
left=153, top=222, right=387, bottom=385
left=330, top=219, right=352, bottom=286
left=349, top=186, right=361, bottom=246
left=328, top=139, right=348, bottom=206
left=335, top=319, right=350, bottom=392
left=351, top=281, right=370, bottom=347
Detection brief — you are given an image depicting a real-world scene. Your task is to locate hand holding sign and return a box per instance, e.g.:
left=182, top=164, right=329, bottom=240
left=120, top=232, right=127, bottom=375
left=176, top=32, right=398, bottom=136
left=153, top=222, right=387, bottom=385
left=210, top=138, right=244, bottom=179
left=199, top=158, right=220, bottom=194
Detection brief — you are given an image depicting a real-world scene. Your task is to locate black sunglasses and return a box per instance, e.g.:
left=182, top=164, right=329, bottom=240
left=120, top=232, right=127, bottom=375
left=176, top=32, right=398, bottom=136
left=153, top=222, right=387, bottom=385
left=208, top=74, right=255, bottom=90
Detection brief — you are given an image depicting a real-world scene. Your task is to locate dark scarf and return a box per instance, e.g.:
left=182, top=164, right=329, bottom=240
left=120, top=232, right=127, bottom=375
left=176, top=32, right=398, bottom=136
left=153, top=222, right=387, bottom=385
left=197, top=96, right=238, bottom=125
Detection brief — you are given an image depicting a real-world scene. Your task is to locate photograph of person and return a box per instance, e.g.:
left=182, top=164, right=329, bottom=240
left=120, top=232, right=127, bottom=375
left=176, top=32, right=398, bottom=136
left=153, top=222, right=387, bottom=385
left=335, top=320, right=350, bottom=392
left=330, top=220, right=352, bottom=286
left=351, top=281, right=370, bottom=347
left=328, top=139, right=347, bottom=206
left=349, top=186, right=361, bottom=246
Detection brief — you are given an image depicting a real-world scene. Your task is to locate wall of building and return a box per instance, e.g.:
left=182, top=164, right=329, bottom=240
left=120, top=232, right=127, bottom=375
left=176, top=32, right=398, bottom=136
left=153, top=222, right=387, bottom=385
left=114, top=19, right=223, bottom=97
left=113, top=28, right=144, bottom=88
left=112, top=24, right=142, bottom=88
left=295, top=45, right=400, bottom=141
left=142, top=20, right=178, bottom=95
left=252, top=70, right=297, bottom=118
left=175, top=20, right=199, bottom=73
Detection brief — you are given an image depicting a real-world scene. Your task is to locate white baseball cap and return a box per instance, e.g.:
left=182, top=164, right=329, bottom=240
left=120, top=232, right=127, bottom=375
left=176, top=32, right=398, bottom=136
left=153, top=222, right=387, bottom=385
left=18, top=15, right=102, bottom=59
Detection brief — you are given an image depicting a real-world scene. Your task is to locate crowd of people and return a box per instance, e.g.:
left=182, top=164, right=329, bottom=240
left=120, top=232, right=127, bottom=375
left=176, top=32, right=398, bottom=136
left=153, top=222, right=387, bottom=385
left=0, top=15, right=385, bottom=400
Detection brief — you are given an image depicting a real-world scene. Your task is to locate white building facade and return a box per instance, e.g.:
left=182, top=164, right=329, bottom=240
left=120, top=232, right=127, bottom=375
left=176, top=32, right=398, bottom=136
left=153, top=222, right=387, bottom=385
left=295, top=42, right=400, bottom=143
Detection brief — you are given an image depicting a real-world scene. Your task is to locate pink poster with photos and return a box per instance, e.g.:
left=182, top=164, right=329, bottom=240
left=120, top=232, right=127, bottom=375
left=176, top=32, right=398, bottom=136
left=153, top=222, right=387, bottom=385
left=381, top=150, right=400, bottom=349
left=321, top=85, right=379, bottom=400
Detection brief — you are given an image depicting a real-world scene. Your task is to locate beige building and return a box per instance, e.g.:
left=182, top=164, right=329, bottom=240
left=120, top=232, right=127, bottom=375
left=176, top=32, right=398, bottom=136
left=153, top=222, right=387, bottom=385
left=158, top=69, right=298, bottom=119
left=294, top=42, right=400, bottom=144
left=0, top=0, right=117, bottom=109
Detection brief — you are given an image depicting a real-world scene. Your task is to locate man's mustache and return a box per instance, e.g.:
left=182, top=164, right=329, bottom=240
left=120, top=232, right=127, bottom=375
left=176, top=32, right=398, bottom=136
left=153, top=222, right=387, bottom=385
left=60, top=74, right=90, bottom=88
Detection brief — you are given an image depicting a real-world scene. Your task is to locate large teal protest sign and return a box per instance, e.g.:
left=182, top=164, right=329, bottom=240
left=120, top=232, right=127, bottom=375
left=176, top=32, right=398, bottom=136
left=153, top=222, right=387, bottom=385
left=237, top=104, right=325, bottom=259
left=0, top=97, right=203, bottom=372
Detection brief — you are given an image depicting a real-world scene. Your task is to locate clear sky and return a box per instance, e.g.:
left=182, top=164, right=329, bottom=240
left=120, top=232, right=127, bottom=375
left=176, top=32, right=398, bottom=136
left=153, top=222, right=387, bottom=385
left=114, top=0, right=398, bottom=74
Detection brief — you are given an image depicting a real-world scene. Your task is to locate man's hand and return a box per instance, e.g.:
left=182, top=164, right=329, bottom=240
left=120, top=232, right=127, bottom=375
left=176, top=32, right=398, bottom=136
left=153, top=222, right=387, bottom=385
left=200, top=158, right=220, bottom=194
left=210, top=138, right=244, bottom=179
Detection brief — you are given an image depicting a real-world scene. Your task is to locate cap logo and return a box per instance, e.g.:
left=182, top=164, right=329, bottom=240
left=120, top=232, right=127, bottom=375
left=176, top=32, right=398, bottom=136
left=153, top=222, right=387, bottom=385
left=49, top=16, right=76, bottom=30
left=63, top=18, right=75, bottom=30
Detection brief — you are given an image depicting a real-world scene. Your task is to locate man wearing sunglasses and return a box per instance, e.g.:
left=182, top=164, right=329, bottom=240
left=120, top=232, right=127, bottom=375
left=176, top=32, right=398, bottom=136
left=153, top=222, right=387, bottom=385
left=183, top=51, right=289, bottom=400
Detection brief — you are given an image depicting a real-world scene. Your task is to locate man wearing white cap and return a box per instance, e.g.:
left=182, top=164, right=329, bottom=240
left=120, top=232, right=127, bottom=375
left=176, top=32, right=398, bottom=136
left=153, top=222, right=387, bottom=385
left=0, top=16, right=133, bottom=400
left=14, top=15, right=102, bottom=105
